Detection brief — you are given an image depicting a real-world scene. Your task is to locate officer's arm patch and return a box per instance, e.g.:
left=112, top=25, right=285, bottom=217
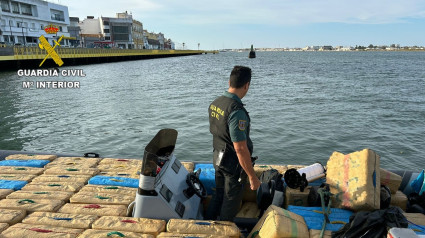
left=238, top=120, right=246, bottom=131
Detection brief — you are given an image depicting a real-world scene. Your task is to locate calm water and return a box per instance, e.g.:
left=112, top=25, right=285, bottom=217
left=0, top=51, right=424, bottom=170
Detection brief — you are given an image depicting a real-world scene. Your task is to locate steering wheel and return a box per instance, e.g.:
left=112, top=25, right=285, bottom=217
left=184, top=173, right=207, bottom=199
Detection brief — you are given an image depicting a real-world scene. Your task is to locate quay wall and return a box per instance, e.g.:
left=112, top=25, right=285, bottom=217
left=0, top=47, right=216, bottom=70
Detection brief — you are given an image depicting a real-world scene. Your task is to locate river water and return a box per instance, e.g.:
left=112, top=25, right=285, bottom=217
left=0, top=51, right=424, bottom=170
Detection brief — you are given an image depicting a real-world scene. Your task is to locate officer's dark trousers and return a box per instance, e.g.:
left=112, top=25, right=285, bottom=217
left=205, top=168, right=245, bottom=221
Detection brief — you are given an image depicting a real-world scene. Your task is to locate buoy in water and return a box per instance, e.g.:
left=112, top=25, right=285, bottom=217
left=249, top=44, right=256, bottom=58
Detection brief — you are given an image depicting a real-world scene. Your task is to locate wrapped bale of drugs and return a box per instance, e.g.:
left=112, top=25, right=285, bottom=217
left=0, top=209, right=26, bottom=225
left=78, top=229, right=154, bottom=238
left=285, top=186, right=312, bottom=208
left=248, top=205, right=309, bottom=238
left=0, top=189, right=14, bottom=199
left=31, top=175, right=91, bottom=184
left=6, top=190, right=73, bottom=202
left=0, top=174, right=37, bottom=182
left=380, top=168, right=402, bottom=194
left=309, top=229, right=332, bottom=238
left=58, top=203, right=127, bottom=216
left=166, top=219, right=240, bottom=238
left=53, top=157, right=101, bottom=164
left=326, top=149, right=380, bottom=211
left=98, top=171, right=140, bottom=179
left=0, top=223, right=83, bottom=238
left=88, top=176, right=138, bottom=188
left=157, top=232, right=229, bottom=238
left=0, top=223, right=8, bottom=233
left=21, top=182, right=85, bottom=193
left=0, top=180, right=27, bottom=191
left=390, top=191, right=408, bottom=211
left=22, top=212, right=98, bottom=229
left=70, top=191, right=134, bottom=206
left=78, top=185, right=137, bottom=196
left=43, top=167, right=99, bottom=176
left=5, top=154, right=57, bottom=161
left=0, top=198, right=64, bottom=213
left=0, top=167, right=44, bottom=175
left=92, top=216, right=166, bottom=236
left=98, top=158, right=142, bottom=166
left=236, top=202, right=261, bottom=218
left=181, top=162, right=195, bottom=173
left=0, top=160, right=50, bottom=168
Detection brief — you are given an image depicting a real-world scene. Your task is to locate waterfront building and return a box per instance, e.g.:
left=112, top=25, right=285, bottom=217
left=79, top=12, right=133, bottom=49
left=132, top=19, right=143, bottom=49
left=0, top=0, right=71, bottom=46
left=68, top=17, right=80, bottom=47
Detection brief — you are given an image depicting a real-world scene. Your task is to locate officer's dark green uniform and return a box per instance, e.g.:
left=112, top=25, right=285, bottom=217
left=206, top=91, right=252, bottom=221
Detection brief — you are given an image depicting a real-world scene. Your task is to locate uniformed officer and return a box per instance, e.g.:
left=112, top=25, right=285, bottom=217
left=206, top=65, right=261, bottom=221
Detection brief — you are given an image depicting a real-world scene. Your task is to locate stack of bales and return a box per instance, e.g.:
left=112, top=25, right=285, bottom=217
left=157, top=219, right=240, bottom=238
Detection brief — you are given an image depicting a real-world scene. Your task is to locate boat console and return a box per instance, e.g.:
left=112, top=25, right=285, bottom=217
left=131, top=129, right=206, bottom=220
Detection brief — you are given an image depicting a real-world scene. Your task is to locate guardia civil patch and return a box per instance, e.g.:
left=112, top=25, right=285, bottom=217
left=238, top=120, right=246, bottom=131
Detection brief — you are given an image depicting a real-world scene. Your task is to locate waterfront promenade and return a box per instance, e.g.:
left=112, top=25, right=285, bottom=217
left=0, top=47, right=217, bottom=70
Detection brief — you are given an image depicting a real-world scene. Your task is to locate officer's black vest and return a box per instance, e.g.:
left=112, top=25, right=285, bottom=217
left=209, top=95, right=253, bottom=159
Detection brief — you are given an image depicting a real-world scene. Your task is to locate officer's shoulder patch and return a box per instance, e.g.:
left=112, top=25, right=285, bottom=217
left=238, top=120, right=246, bottom=131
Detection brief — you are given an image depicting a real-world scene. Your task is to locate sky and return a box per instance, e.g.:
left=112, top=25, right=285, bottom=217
left=59, top=0, right=425, bottom=50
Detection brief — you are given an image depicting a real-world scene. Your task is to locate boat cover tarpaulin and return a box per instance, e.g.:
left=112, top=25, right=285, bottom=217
left=287, top=205, right=353, bottom=231
left=88, top=175, right=139, bottom=188
left=194, top=163, right=216, bottom=195
left=0, top=180, right=27, bottom=190
left=0, top=159, right=50, bottom=168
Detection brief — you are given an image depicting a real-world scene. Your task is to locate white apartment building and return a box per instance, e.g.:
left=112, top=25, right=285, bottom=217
left=0, top=0, right=71, bottom=46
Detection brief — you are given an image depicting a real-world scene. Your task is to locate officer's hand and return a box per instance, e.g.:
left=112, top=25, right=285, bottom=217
left=249, top=176, right=261, bottom=190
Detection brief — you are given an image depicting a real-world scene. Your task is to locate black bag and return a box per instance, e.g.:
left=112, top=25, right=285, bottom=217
left=259, top=169, right=284, bottom=191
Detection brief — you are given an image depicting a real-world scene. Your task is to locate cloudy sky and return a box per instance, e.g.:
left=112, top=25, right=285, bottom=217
left=60, top=0, right=425, bottom=50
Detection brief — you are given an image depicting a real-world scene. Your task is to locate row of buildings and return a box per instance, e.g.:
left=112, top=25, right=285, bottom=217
left=0, top=0, right=174, bottom=49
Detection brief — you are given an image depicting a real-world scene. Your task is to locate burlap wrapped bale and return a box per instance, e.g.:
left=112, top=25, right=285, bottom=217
left=181, top=162, right=195, bottom=173
left=58, top=203, right=127, bottom=216
left=390, top=191, right=408, bottom=211
left=285, top=186, right=312, bottom=208
left=6, top=190, right=73, bottom=201
left=5, top=154, right=57, bottom=161
left=98, top=171, right=140, bottom=179
left=92, top=216, right=166, bottom=236
left=254, top=164, right=287, bottom=178
left=167, top=219, right=240, bottom=238
left=21, top=182, right=85, bottom=193
left=70, top=191, right=134, bottom=206
left=32, top=175, right=91, bottom=184
left=0, top=209, right=26, bottom=225
left=78, top=229, right=154, bottom=238
left=326, top=149, right=380, bottom=211
left=98, top=158, right=142, bottom=166
left=248, top=205, right=309, bottom=238
left=53, top=157, right=101, bottom=164
left=43, top=167, right=99, bottom=176
left=380, top=168, right=402, bottom=194
left=0, top=199, right=64, bottom=213
left=0, top=223, right=8, bottom=233
left=0, top=189, right=14, bottom=199
left=0, top=174, right=37, bottom=182
left=78, top=185, right=137, bottom=196
left=0, top=223, right=83, bottom=238
left=96, top=164, right=138, bottom=172
left=309, top=229, right=332, bottom=238
left=22, top=211, right=98, bottom=229
left=45, top=160, right=98, bottom=169
left=0, top=167, right=44, bottom=175
left=236, top=202, right=261, bottom=218
left=403, top=213, right=425, bottom=226
left=157, top=232, right=229, bottom=238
